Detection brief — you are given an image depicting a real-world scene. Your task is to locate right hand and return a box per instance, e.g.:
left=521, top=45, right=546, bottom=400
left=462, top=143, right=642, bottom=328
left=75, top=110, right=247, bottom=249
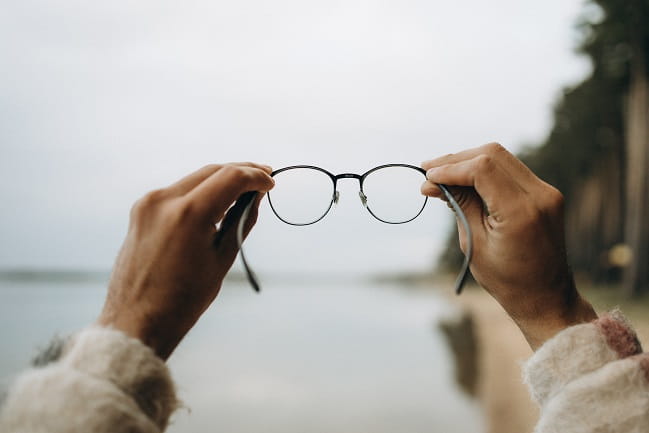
left=98, top=163, right=275, bottom=360
left=421, top=143, right=596, bottom=350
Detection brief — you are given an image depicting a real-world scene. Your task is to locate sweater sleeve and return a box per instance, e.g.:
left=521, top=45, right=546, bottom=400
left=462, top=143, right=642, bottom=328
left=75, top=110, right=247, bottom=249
left=0, top=326, right=178, bottom=433
left=523, top=311, right=649, bottom=433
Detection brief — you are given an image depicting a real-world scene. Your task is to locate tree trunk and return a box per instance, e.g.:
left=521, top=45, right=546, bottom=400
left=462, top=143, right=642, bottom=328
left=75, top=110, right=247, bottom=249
left=623, top=45, right=649, bottom=297
left=564, top=151, right=624, bottom=283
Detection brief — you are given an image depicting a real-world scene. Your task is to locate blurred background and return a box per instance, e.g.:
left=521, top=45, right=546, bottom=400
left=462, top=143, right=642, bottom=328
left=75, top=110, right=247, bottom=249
left=1, top=0, right=647, bottom=432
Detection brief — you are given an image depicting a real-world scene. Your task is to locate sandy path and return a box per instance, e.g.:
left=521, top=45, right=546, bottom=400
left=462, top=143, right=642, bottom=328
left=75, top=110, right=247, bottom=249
left=452, top=289, right=539, bottom=433
left=447, top=284, right=649, bottom=433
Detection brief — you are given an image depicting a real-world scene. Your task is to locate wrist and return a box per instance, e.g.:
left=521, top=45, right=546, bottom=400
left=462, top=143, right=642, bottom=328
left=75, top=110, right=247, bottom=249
left=97, top=309, right=181, bottom=361
left=515, top=292, right=597, bottom=351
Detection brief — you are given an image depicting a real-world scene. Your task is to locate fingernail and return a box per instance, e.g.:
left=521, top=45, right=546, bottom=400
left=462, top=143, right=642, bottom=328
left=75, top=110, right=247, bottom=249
left=426, top=168, right=437, bottom=179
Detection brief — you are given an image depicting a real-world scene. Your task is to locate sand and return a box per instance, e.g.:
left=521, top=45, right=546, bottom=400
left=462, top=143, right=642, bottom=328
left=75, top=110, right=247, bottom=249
left=451, top=288, right=539, bottom=433
left=444, top=282, right=649, bottom=433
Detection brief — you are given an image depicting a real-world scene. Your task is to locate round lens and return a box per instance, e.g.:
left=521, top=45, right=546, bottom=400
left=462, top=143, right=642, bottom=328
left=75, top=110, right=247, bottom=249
left=268, top=167, right=336, bottom=225
left=361, top=166, right=427, bottom=223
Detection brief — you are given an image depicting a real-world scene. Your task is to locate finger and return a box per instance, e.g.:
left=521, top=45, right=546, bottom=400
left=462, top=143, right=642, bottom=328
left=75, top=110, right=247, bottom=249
left=166, top=164, right=222, bottom=196
left=187, top=166, right=275, bottom=224
left=420, top=180, right=443, bottom=198
left=422, top=144, right=495, bottom=170
left=167, top=162, right=273, bottom=196
left=426, top=154, right=525, bottom=221
left=421, top=182, right=483, bottom=226
left=422, top=142, right=537, bottom=188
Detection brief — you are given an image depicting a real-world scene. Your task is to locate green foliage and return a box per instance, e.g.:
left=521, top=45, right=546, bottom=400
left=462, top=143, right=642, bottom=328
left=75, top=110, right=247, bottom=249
left=520, top=76, right=626, bottom=199
left=522, top=0, right=644, bottom=195
left=438, top=0, right=649, bottom=280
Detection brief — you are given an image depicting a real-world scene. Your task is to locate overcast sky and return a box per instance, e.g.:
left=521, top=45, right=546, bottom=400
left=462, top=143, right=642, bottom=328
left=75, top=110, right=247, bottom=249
left=0, top=0, right=591, bottom=276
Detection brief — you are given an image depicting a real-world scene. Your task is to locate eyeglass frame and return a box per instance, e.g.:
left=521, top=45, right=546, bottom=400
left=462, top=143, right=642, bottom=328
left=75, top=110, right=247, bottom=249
left=268, top=164, right=429, bottom=226
left=235, top=164, right=473, bottom=295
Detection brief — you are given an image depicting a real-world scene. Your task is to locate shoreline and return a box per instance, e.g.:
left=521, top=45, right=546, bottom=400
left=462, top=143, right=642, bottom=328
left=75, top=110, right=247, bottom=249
left=442, top=286, right=538, bottom=433
left=440, top=282, right=649, bottom=433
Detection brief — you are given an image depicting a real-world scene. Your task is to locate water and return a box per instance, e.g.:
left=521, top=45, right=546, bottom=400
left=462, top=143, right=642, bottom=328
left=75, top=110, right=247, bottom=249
left=0, top=276, right=483, bottom=432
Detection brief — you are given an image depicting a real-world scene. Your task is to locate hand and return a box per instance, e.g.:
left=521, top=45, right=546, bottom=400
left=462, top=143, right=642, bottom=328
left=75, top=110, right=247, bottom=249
left=98, top=163, right=275, bottom=359
left=421, top=143, right=596, bottom=350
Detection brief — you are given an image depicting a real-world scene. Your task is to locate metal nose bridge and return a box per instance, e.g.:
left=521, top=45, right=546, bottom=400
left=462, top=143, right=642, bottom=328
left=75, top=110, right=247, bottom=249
left=335, top=173, right=362, bottom=180
left=332, top=173, right=365, bottom=206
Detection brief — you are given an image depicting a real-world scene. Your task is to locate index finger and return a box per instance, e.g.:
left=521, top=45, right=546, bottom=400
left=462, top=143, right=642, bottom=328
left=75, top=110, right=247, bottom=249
left=167, top=162, right=272, bottom=197
left=425, top=154, right=526, bottom=222
left=186, top=165, right=275, bottom=224
left=422, top=143, right=538, bottom=187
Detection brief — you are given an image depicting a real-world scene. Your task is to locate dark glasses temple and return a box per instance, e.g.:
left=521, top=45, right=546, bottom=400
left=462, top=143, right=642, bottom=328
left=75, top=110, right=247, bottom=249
left=437, top=184, right=473, bottom=295
left=236, top=191, right=261, bottom=292
left=236, top=185, right=472, bottom=295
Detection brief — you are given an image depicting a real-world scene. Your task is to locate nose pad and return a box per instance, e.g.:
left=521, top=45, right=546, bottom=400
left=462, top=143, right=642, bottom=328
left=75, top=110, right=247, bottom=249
left=334, top=190, right=340, bottom=204
left=358, top=191, right=368, bottom=207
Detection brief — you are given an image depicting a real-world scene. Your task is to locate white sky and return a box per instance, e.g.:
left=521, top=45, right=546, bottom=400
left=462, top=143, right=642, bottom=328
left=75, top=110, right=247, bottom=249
left=0, top=0, right=591, bottom=276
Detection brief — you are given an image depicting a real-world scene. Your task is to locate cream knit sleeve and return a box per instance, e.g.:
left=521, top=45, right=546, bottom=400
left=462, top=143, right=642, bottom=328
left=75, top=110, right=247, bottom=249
left=523, top=311, right=649, bottom=433
left=0, top=327, right=178, bottom=433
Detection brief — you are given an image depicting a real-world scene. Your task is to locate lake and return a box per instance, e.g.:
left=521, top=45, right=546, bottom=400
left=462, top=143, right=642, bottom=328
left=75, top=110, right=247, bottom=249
left=0, top=275, right=483, bottom=432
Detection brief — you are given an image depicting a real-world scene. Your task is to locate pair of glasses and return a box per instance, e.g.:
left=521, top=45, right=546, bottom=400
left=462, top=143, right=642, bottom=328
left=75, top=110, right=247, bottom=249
left=236, top=164, right=472, bottom=294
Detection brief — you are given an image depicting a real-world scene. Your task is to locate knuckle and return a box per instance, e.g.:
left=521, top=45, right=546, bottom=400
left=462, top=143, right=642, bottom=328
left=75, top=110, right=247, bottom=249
left=170, top=198, right=198, bottom=221
left=201, top=163, right=221, bottom=173
left=220, top=164, right=249, bottom=181
left=143, top=189, right=167, bottom=205
left=525, top=205, right=544, bottom=224
left=131, top=189, right=166, bottom=216
left=482, top=142, right=505, bottom=156
left=474, top=154, right=493, bottom=172
left=441, top=153, right=455, bottom=161
left=424, top=154, right=454, bottom=169
left=540, top=185, right=565, bottom=213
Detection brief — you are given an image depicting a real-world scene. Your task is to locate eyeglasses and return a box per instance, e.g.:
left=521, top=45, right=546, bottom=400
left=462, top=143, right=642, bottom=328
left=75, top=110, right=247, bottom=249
left=236, top=164, right=472, bottom=295
left=268, top=164, right=430, bottom=225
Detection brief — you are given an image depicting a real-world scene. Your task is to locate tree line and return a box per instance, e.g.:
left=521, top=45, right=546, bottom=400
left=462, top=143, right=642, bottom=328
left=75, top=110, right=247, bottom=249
left=440, top=0, right=649, bottom=296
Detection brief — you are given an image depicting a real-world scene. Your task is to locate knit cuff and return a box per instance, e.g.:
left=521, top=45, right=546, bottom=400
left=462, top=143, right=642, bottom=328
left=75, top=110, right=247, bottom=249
left=523, top=311, right=641, bottom=407
left=534, top=355, right=649, bottom=431
left=63, top=327, right=178, bottom=430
